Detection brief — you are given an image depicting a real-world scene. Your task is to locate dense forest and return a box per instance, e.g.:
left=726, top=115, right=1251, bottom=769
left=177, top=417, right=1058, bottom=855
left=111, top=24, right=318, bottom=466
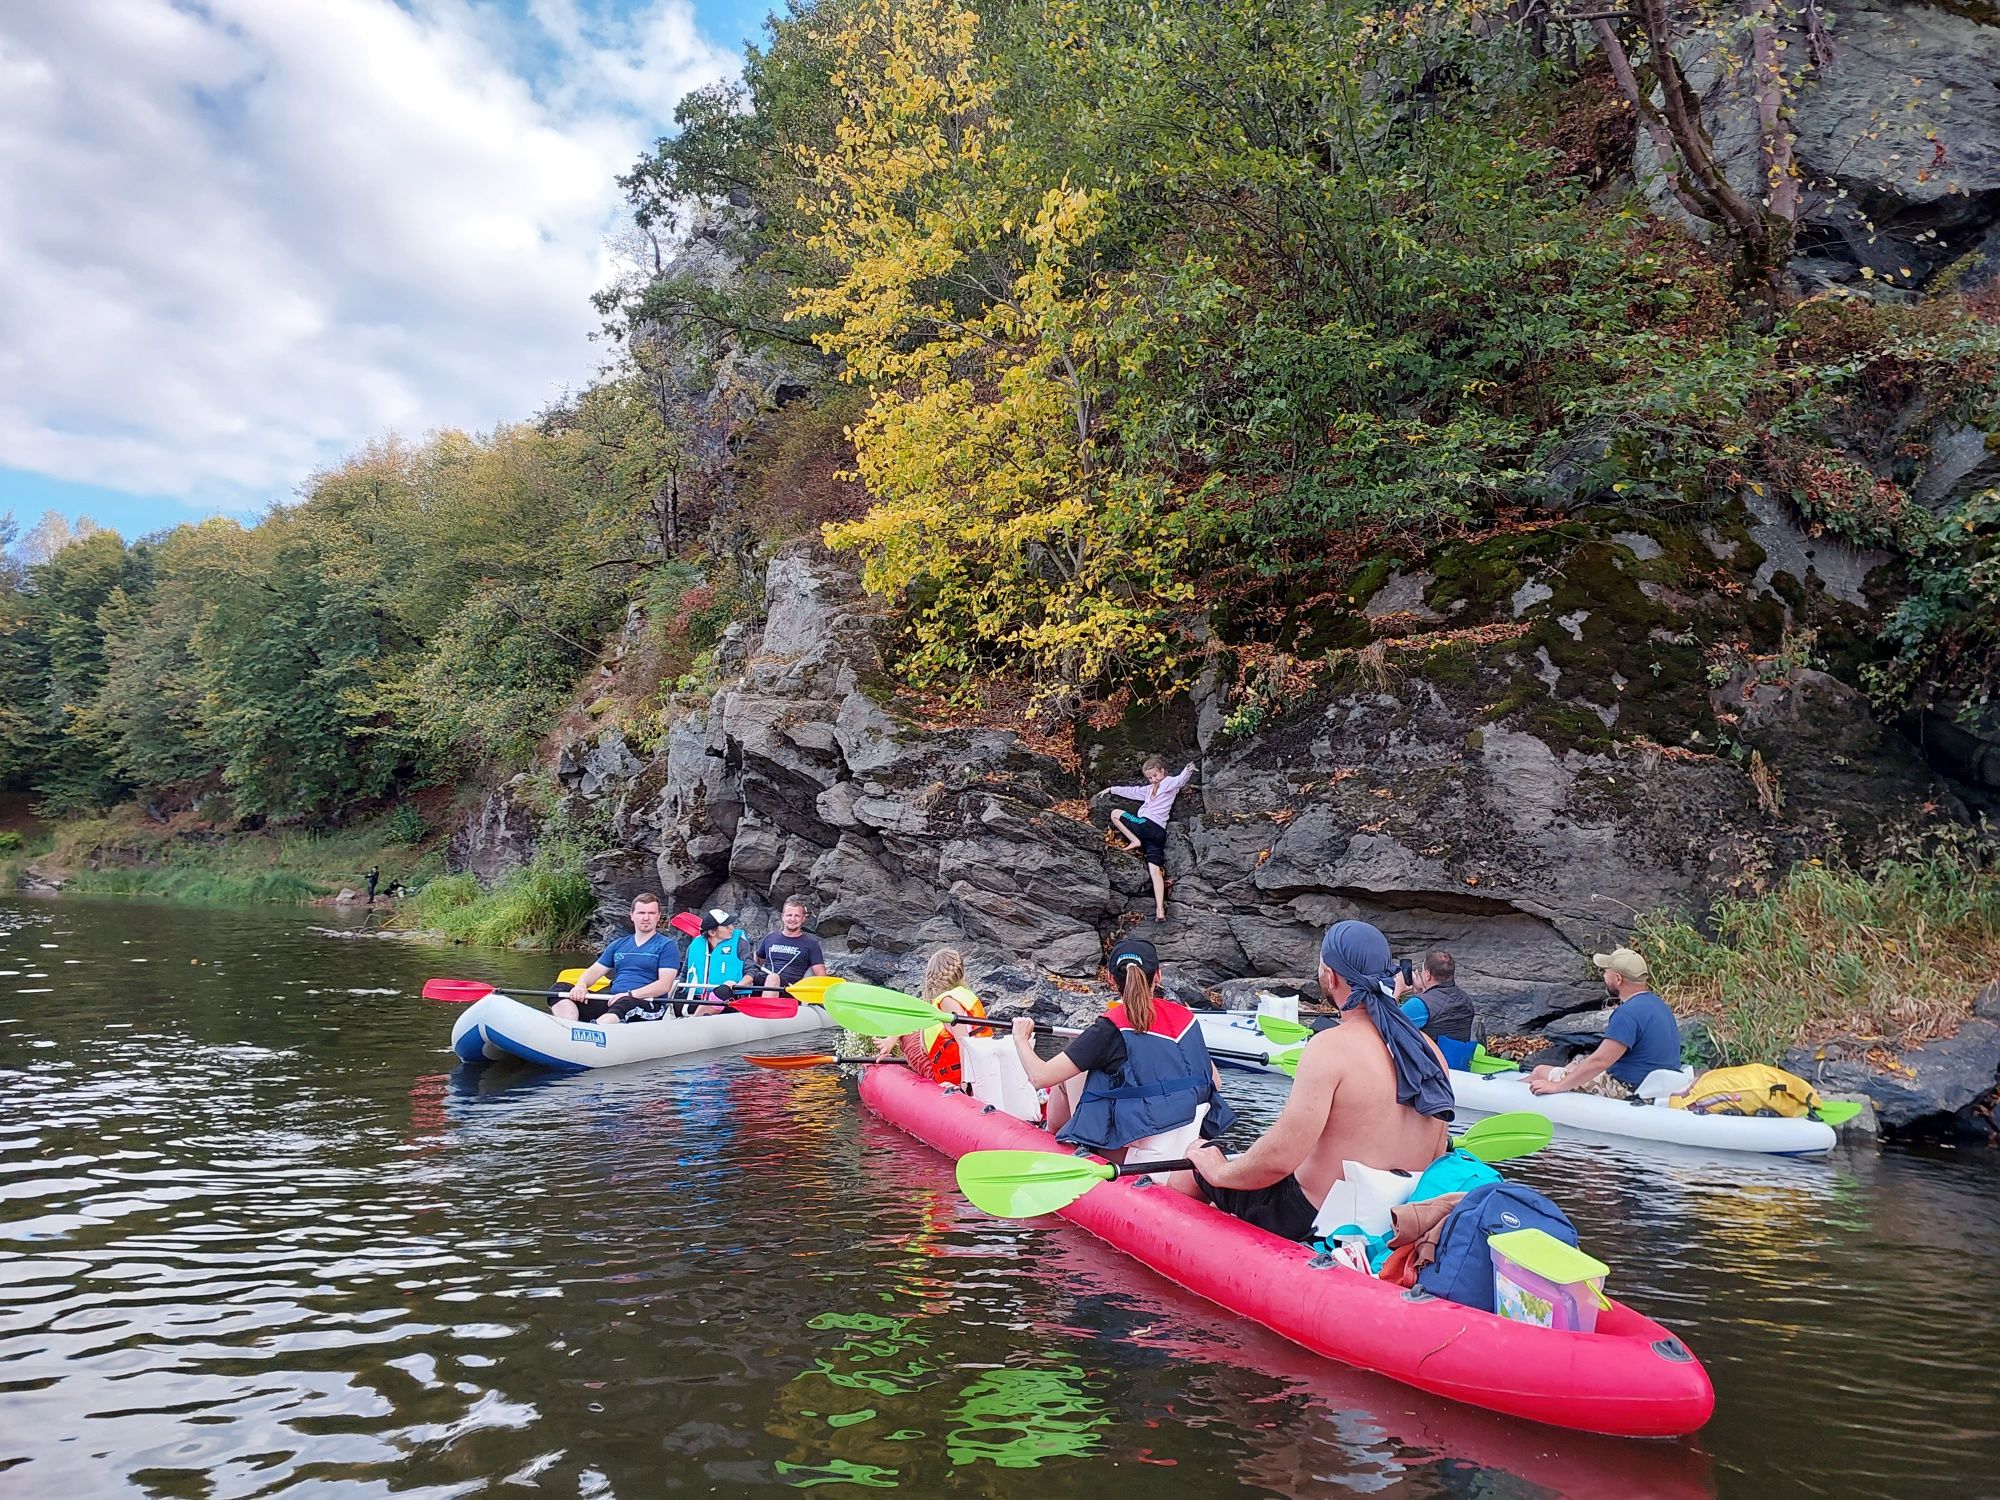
left=3, top=0, right=1995, bottom=843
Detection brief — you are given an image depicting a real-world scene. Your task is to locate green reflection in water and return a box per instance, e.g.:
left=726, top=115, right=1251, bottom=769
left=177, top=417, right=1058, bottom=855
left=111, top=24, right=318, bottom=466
left=946, top=1363, right=1108, bottom=1469
left=778, top=1309, right=1109, bottom=1486
left=774, top=1458, right=901, bottom=1489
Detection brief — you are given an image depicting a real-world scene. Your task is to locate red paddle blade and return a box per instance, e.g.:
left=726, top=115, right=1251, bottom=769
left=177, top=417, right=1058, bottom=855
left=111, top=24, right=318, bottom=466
left=745, top=1053, right=839, bottom=1069
left=727, top=993, right=801, bottom=1020
left=422, top=978, right=495, bottom=1004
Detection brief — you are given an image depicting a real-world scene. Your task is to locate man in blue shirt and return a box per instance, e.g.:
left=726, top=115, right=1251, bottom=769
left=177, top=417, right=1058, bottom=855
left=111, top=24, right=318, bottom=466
left=1529, top=947, right=1682, bottom=1099
left=552, top=892, right=683, bottom=1025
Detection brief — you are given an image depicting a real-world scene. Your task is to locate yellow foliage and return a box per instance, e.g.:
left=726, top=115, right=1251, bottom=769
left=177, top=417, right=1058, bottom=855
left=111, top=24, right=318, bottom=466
left=790, top=0, right=1188, bottom=693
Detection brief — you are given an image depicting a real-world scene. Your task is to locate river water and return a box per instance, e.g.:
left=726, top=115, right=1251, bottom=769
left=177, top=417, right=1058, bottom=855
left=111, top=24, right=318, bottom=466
left=2, top=896, right=1996, bottom=1499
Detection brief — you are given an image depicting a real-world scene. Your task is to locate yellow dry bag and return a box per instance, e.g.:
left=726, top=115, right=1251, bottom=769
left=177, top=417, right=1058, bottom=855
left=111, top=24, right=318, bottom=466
left=1669, top=1064, right=1823, bottom=1118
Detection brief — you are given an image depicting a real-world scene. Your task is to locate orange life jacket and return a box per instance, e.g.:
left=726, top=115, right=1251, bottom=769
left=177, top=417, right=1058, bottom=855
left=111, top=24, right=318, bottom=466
left=901, top=986, right=985, bottom=1084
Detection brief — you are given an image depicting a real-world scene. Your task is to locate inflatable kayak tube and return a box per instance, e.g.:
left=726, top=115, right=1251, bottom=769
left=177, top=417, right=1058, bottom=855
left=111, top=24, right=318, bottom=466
left=1448, top=1067, right=1837, bottom=1157
left=1196, top=1013, right=1838, bottom=1158
left=450, top=993, right=829, bottom=1072
left=859, top=1065, right=1714, bottom=1438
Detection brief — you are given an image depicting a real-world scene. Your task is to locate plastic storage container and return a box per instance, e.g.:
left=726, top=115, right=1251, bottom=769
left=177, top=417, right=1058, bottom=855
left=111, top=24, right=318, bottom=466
left=1488, top=1228, right=1611, bottom=1333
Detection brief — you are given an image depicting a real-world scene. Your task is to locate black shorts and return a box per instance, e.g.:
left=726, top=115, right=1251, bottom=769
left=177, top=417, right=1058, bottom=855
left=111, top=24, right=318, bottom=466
left=560, top=991, right=652, bottom=1024
left=1199, top=1172, right=1319, bottom=1242
left=1117, top=811, right=1168, bottom=869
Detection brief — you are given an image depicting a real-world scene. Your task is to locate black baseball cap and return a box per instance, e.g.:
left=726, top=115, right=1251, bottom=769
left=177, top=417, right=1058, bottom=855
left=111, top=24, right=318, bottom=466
left=1107, top=938, right=1160, bottom=977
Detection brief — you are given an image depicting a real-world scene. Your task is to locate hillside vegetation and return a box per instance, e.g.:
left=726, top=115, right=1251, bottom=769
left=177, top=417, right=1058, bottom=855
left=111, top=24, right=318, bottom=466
left=2, top=0, right=1995, bottom=874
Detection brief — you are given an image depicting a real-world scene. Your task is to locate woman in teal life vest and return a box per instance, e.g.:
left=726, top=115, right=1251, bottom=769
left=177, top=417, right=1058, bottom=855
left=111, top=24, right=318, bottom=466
left=1009, top=939, right=1237, bottom=1161
left=678, top=908, right=748, bottom=1014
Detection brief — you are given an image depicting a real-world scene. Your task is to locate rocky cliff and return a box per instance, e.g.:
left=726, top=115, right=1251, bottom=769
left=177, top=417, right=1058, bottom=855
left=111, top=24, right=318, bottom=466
left=454, top=504, right=1988, bottom=1130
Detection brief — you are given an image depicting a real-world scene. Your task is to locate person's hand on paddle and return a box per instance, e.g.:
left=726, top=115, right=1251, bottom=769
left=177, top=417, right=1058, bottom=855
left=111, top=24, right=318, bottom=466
left=566, top=979, right=592, bottom=1005
left=1183, top=1139, right=1230, bottom=1186
left=1010, top=1016, right=1036, bottom=1044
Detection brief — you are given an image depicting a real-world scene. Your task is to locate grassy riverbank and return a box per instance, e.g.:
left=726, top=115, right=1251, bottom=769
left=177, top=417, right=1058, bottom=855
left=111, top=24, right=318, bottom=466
left=402, top=865, right=597, bottom=950
left=2, top=797, right=600, bottom=954
left=3, top=803, right=449, bottom=907
left=1640, top=836, right=2000, bottom=1066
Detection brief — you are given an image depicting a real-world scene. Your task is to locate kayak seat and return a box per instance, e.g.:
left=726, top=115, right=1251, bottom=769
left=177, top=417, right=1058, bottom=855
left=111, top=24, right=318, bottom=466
left=1125, top=1103, right=1209, bottom=1168
left=959, top=1035, right=1043, bottom=1123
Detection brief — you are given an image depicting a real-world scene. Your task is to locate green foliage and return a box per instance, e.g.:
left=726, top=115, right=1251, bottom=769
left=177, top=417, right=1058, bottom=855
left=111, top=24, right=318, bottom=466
left=1638, top=834, right=2000, bottom=1064
left=406, top=860, right=598, bottom=951
left=383, top=804, right=427, bottom=845
left=0, top=830, right=21, bottom=853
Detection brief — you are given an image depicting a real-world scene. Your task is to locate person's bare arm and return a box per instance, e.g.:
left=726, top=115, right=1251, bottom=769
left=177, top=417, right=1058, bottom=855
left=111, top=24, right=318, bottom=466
left=1012, top=1017, right=1083, bottom=1090
left=631, top=967, right=681, bottom=1002
left=1188, top=1029, right=1341, bottom=1189
left=1531, top=1037, right=1627, bottom=1094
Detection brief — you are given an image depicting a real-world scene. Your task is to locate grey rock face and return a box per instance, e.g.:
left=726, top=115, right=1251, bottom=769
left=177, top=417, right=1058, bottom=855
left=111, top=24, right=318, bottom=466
left=447, top=776, right=541, bottom=883
left=498, top=519, right=1943, bottom=1035
left=1787, top=1017, right=2000, bottom=1134
left=1632, top=1, right=2000, bottom=291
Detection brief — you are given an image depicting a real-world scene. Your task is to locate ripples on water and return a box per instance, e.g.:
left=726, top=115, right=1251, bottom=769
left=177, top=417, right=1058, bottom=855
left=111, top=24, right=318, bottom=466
left=1, top=897, right=1997, bottom=1498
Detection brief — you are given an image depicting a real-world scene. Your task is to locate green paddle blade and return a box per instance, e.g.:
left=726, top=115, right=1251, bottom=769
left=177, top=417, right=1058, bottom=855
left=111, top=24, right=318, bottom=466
left=1256, top=1013, right=1312, bottom=1047
left=1816, top=1100, right=1865, bottom=1127
left=818, top=981, right=948, bottom=1037
left=1456, top=1110, right=1555, bottom=1164
left=957, top=1150, right=1116, bottom=1218
left=1468, top=1045, right=1520, bottom=1076
left=1272, top=1043, right=1303, bottom=1077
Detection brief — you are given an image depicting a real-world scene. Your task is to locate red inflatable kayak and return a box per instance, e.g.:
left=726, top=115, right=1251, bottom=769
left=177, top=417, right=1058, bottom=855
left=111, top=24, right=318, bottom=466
left=859, top=1065, right=1714, bottom=1439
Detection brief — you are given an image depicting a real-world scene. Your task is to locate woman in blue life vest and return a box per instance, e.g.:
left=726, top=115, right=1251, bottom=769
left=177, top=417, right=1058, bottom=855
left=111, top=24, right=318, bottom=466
left=1009, top=939, right=1236, bottom=1160
left=677, top=908, right=748, bottom=1015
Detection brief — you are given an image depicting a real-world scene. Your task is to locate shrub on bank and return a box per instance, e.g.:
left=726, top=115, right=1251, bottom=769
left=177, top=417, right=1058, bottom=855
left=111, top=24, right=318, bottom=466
left=1639, top=838, right=2000, bottom=1065
left=406, top=863, right=595, bottom=951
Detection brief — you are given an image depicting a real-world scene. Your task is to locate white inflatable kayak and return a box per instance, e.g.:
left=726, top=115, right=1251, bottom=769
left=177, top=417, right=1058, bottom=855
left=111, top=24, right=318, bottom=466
left=450, top=993, right=830, bottom=1072
left=1195, top=1012, right=1839, bottom=1159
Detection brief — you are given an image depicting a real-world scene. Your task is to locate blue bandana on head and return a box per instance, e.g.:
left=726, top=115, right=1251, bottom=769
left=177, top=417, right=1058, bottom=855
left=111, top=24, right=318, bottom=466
left=1319, top=920, right=1454, bottom=1120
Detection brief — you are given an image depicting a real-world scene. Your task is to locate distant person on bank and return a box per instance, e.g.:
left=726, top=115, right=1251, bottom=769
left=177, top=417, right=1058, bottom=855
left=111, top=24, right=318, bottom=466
left=1098, top=757, right=1195, bottom=923
left=1528, top=946, right=1682, bottom=1099
left=753, top=896, right=828, bottom=994
left=553, top=892, right=683, bottom=1025
left=1393, top=949, right=1479, bottom=1046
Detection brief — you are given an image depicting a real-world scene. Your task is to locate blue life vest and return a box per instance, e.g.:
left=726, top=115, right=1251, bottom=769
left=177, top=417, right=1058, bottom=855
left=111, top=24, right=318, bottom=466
left=1416, top=1182, right=1578, bottom=1312
left=679, top=935, right=746, bottom=1001
left=1057, top=999, right=1238, bottom=1152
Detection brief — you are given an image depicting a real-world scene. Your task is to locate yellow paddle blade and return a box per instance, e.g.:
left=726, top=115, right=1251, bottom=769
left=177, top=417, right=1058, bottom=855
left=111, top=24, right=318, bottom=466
left=554, top=967, right=608, bottom=991
left=787, top=974, right=845, bottom=1006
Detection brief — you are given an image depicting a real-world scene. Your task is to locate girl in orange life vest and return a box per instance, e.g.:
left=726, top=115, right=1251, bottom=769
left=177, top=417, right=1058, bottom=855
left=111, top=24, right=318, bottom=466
left=1010, top=939, right=1237, bottom=1160
left=876, top=948, right=986, bottom=1084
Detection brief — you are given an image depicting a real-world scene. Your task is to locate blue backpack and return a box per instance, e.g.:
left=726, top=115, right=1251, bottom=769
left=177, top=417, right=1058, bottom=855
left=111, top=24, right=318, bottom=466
left=1416, top=1183, right=1578, bottom=1312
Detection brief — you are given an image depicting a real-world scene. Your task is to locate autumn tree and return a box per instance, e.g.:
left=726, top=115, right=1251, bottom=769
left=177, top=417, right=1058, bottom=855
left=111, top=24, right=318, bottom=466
left=792, top=0, right=1190, bottom=695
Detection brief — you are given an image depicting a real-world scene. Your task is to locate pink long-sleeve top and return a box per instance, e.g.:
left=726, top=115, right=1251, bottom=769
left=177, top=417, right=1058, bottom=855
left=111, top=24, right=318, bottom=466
left=1105, top=765, right=1194, bottom=825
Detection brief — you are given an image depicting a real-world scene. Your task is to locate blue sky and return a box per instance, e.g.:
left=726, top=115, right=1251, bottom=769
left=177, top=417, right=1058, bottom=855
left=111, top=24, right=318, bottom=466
left=0, top=0, right=774, bottom=546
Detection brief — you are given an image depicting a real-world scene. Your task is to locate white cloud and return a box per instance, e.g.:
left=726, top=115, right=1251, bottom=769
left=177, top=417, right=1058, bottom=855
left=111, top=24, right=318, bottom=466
left=0, top=0, right=734, bottom=509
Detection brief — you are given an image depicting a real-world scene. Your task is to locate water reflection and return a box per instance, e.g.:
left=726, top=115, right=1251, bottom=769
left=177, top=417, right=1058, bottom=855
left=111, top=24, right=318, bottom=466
left=1, top=895, right=1997, bottom=1499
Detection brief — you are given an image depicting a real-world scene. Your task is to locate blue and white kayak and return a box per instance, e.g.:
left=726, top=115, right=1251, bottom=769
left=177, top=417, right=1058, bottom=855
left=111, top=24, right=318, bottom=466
left=450, top=993, right=830, bottom=1072
left=1194, top=1011, right=1839, bottom=1159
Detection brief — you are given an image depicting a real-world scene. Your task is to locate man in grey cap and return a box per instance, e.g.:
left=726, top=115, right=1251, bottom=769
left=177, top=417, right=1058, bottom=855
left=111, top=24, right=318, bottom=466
left=1528, top=946, right=1683, bottom=1099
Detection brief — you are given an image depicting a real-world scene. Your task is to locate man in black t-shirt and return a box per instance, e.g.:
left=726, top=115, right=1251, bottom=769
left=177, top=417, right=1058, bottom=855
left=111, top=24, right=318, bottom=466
left=753, top=895, right=828, bottom=992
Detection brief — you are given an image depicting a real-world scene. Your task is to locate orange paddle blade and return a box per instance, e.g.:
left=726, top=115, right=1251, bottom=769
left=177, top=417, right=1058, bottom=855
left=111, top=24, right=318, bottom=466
left=744, top=1052, right=842, bottom=1069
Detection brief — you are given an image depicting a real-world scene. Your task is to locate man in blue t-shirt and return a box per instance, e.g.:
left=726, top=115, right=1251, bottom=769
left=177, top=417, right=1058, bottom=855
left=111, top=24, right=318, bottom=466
left=752, top=895, right=828, bottom=993
left=1529, top=946, right=1682, bottom=1099
left=552, top=892, right=683, bottom=1025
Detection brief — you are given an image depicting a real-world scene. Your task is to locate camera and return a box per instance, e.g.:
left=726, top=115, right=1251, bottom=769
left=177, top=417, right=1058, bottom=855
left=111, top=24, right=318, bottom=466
left=1398, top=958, right=1415, bottom=986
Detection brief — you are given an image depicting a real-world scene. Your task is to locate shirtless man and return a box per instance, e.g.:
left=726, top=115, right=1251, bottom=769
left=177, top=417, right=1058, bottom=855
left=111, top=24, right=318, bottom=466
left=1182, top=919, right=1454, bottom=1240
